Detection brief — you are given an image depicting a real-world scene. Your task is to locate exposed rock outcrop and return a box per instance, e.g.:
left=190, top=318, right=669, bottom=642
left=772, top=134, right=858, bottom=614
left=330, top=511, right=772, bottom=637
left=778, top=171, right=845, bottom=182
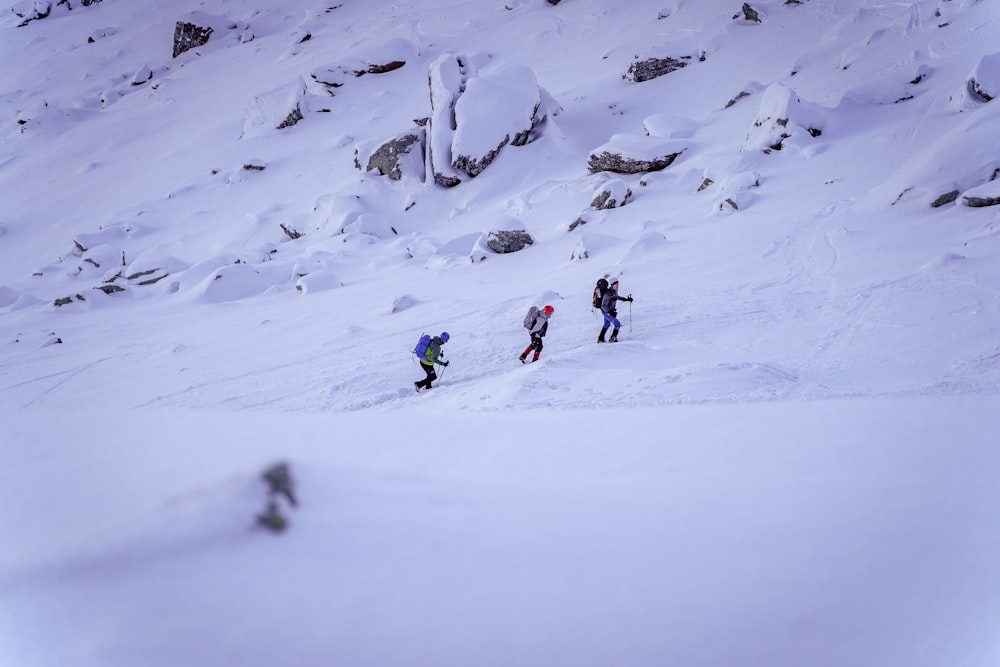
left=173, top=20, right=213, bottom=58
left=485, top=215, right=534, bottom=254
left=356, top=131, right=426, bottom=181
left=735, top=3, right=762, bottom=23
left=588, top=135, right=684, bottom=175
left=624, top=56, right=690, bottom=83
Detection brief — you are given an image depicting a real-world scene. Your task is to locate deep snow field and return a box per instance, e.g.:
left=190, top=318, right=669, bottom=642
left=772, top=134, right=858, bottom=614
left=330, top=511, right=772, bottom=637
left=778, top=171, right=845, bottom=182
left=2, top=0, right=1000, bottom=665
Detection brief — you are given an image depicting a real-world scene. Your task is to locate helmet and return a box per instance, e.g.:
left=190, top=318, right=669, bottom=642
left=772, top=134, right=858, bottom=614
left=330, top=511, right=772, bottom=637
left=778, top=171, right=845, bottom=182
left=609, top=276, right=619, bottom=285
left=439, top=331, right=450, bottom=342
left=543, top=305, right=554, bottom=314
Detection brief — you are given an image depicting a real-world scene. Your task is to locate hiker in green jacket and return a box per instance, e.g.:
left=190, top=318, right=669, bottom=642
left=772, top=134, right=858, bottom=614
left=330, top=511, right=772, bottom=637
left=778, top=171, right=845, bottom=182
left=415, top=332, right=450, bottom=391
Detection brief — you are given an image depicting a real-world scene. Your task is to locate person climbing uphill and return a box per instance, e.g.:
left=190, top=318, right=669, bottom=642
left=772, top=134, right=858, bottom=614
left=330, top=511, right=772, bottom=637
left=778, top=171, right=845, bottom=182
left=520, top=305, right=554, bottom=363
left=415, top=331, right=449, bottom=391
left=599, top=278, right=633, bottom=343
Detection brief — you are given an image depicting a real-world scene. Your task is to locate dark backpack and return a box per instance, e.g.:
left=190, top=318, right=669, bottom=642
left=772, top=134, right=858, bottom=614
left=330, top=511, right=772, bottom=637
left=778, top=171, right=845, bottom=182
left=592, top=278, right=609, bottom=309
left=523, top=306, right=540, bottom=330
left=413, top=333, right=432, bottom=358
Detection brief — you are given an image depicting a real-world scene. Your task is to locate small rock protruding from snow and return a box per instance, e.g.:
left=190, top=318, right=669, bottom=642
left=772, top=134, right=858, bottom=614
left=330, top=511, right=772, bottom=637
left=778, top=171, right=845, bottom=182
left=734, top=3, right=763, bottom=24
left=256, top=462, right=298, bottom=533
left=241, top=80, right=311, bottom=139
left=591, top=178, right=633, bottom=210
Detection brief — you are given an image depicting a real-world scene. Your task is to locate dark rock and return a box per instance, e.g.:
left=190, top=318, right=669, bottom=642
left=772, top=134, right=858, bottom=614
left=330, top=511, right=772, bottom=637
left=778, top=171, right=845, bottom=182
left=486, top=230, right=534, bottom=254
left=256, top=502, right=288, bottom=532
left=276, top=105, right=304, bottom=130
left=969, top=78, right=994, bottom=103
left=963, top=195, right=1000, bottom=207
left=624, top=57, right=689, bottom=83
left=262, top=461, right=297, bottom=507
left=362, top=133, right=424, bottom=180
left=280, top=224, right=301, bottom=240
left=930, top=190, right=960, bottom=208
left=738, top=3, right=762, bottom=22
left=434, top=172, right=462, bottom=188
left=588, top=149, right=683, bottom=175
left=173, top=21, right=213, bottom=58
left=361, top=60, right=405, bottom=75
left=591, top=179, right=633, bottom=209
left=454, top=137, right=510, bottom=178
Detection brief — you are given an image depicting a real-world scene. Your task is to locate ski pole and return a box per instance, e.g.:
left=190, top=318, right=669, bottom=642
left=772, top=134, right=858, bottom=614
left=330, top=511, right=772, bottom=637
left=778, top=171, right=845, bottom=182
left=629, top=298, right=632, bottom=334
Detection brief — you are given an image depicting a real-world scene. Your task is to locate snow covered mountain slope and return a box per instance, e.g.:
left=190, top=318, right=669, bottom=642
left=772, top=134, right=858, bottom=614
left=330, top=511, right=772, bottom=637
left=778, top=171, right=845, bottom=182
left=2, top=1, right=1000, bottom=665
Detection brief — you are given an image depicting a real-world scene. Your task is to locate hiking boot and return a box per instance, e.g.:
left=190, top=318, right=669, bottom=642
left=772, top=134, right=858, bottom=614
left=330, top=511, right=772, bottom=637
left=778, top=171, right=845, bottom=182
left=598, top=327, right=608, bottom=343
left=609, top=329, right=619, bottom=343
left=519, top=354, right=527, bottom=363
left=414, top=382, right=422, bottom=392
left=532, top=354, right=540, bottom=362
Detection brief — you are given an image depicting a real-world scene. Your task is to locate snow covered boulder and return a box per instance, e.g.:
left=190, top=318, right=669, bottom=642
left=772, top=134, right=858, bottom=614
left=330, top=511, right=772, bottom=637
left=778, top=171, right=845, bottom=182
left=713, top=171, right=761, bottom=214
left=588, top=134, right=685, bottom=174
left=969, top=52, right=1000, bottom=102
left=485, top=215, right=534, bottom=254
left=452, top=63, right=541, bottom=177
left=590, top=178, right=633, bottom=209
left=742, top=83, right=824, bottom=153
left=343, top=213, right=397, bottom=240
left=196, top=263, right=268, bottom=303
left=119, top=249, right=190, bottom=289
left=643, top=113, right=699, bottom=139
left=241, top=79, right=311, bottom=139
left=295, top=270, right=341, bottom=295
left=12, top=0, right=103, bottom=25
left=428, top=55, right=552, bottom=185
left=354, top=129, right=425, bottom=181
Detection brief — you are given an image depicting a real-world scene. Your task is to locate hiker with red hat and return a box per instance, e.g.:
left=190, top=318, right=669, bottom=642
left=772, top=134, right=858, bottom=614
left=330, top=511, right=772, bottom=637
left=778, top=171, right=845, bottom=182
left=520, top=304, right=554, bottom=363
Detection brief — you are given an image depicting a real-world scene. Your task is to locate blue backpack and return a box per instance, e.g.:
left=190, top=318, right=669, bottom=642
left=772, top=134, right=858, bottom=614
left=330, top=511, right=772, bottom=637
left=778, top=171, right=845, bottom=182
left=413, top=333, right=432, bottom=358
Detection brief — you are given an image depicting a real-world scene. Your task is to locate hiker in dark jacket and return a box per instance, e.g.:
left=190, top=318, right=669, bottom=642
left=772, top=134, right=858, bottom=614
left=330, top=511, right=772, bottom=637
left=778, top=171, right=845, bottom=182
left=415, top=332, right=449, bottom=391
left=520, top=305, right=554, bottom=363
left=599, top=278, right=633, bottom=343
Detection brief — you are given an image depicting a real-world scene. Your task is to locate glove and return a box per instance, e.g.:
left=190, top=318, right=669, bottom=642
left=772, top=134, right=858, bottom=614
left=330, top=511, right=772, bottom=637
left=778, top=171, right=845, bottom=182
left=610, top=309, right=617, bottom=317
left=441, top=360, right=449, bottom=367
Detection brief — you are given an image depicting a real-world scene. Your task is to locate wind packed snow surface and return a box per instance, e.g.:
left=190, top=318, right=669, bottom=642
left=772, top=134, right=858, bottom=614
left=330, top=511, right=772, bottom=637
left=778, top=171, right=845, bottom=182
left=2, top=0, right=1000, bottom=665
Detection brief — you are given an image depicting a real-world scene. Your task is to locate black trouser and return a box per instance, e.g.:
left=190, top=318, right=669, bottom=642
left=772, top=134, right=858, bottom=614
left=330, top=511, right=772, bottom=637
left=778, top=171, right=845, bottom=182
left=416, top=362, right=437, bottom=388
left=521, top=334, right=543, bottom=361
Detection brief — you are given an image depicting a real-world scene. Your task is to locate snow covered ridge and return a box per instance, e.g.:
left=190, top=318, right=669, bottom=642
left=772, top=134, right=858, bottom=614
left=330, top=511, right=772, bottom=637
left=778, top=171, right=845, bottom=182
left=2, top=0, right=1000, bottom=313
